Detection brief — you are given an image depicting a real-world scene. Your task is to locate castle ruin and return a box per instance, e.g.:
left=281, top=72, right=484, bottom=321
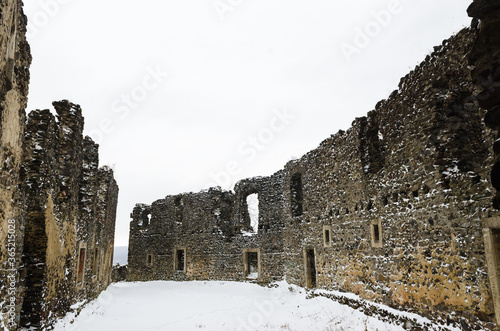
left=0, top=1, right=119, bottom=329
left=128, top=1, right=500, bottom=329
left=0, top=0, right=500, bottom=329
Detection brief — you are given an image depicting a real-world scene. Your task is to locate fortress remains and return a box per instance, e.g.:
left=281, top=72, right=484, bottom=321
left=0, top=0, right=499, bottom=330
left=0, top=1, right=119, bottom=329
left=128, top=1, right=500, bottom=329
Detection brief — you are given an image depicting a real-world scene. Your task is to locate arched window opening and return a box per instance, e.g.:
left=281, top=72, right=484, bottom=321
left=246, top=193, right=259, bottom=233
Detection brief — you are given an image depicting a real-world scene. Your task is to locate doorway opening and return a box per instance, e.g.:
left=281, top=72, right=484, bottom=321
left=304, top=247, right=316, bottom=288
left=243, top=248, right=260, bottom=280
left=175, top=248, right=186, bottom=272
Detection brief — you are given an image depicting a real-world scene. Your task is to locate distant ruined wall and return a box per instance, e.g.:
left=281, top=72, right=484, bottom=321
left=128, top=173, right=285, bottom=283
left=128, top=27, right=499, bottom=329
left=18, top=101, right=118, bottom=329
left=0, top=0, right=31, bottom=329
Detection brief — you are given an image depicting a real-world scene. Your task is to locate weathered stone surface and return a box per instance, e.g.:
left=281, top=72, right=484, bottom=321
left=128, top=28, right=499, bottom=329
left=467, top=0, right=500, bottom=20
left=111, top=265, right=127, bottom=283
left=468, top=1, right=500, bottom=326
left=0, top=2, right=118, bottom=330
left=0, top=0, right=31, bottom=329
left=128, top=173, right=285, bottom=283
left=18, top=101, right=119, bottom=329
left=283, top=28, right=495, bottom=329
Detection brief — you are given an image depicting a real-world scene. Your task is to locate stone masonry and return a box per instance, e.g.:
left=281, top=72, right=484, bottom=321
left=128, top=23, right=500, bottom=330
left=0, top=2, right=119, bottom=330
left=0, top=0, right=31, bottom=329
left=467, top=0, right=500, bottom=326
left=18, top=100, right=119, bottom=329
left=128, top=173, right=285, bottom=283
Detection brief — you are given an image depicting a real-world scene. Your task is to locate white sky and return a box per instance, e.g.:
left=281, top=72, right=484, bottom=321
left=23, top=0, right=473, bottom=246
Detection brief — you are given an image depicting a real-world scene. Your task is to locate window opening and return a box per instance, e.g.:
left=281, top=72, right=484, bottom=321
left=246, top=193, right=259, bottom=233
left=175, top=248, right=185, bottom=271
left=77, top=247, right=86, bottom=284
left=304, top=248, right=316, bottom=288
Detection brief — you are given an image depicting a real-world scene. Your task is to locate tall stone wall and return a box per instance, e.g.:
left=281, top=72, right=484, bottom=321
left=128, top=27, right=499, bottom=328
left=0, top=0, right=31, bottom=329
left=18, top=101, right=119, bottom=329
left=283, top=28, right=495, bottom=327
left=467, top=0, right=500, bottom=326
left=128, top=173, right=285, bottom=283
left=0, top=2, right=118, bottom=330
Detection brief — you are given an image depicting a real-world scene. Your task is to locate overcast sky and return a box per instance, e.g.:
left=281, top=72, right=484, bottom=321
left=23, top=0, right=473, bottom=246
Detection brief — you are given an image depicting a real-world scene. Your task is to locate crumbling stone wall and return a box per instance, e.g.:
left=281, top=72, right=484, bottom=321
left=0, top=0, right=31, bottom=328
left=283, top=28, right=496, bottom=328
left=129, top=27, right=500, bottom=328
left=0, top=2, right=118, bottom=329
left=128, top=173, right=285, bottom=283
left=467, top=0, right=500, bottom=326
left=112, top=265, right=127, bottom=283
left=18, top=100, right=118, bottom=329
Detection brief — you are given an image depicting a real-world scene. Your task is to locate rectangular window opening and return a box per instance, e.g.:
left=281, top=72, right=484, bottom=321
left=175, top=249, right=185, bottom=272
left=373, top=224, right=380, bottom=242
left=93, top=248, right=99, bottom=275
left=77, top=247, right=86, bottom=284
left=371, top=220, right=383, bottom=248
left=323, top=225, right=332, bottom=247
left=147, top=254, right=153, bottom=266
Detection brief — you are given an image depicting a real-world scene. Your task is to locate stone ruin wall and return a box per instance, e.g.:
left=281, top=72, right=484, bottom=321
left=128, top=27, right=500, bottom=328
left=128, top=172, right=286, bottom=283
left=283, top=28, right=495, bottom=327
left=0, top=0, right=31, bottom=328
left=467, top=0, right=500, bottom=327
left=18, top=100, right=119, bottom=329
left=0, top=0, right=119, bottom=328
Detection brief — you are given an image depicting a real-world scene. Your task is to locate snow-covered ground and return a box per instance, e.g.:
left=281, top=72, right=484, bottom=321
left=53, top=281, right=455, bottom=331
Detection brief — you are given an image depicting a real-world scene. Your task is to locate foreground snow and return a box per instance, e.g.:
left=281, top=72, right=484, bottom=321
left=53, top=281, right=454, bottom=331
